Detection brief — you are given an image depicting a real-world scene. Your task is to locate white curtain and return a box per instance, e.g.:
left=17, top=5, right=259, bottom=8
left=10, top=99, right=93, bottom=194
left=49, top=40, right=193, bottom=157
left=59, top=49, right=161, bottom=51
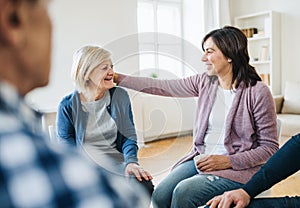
left=181, top=0, right=232, bottom=74
left=203, top=0, right=231, bottom=33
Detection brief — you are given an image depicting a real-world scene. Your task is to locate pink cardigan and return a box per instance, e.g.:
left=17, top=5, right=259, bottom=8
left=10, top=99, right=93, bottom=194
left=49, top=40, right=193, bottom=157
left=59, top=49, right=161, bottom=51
left=118, top=73, right=279, bottom=184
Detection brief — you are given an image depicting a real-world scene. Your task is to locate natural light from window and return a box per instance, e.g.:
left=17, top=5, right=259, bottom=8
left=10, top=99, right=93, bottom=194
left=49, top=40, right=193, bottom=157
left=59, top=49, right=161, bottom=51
left=137, top=0, right=184, bottom=78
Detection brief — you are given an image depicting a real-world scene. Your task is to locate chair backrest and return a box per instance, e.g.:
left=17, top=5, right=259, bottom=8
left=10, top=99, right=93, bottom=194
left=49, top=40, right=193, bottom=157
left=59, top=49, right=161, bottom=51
left=41, top=111, right=58, bottom=144
left=277, top=118, right=282, bottom=139
left=48, top=125, right=59, bottom=144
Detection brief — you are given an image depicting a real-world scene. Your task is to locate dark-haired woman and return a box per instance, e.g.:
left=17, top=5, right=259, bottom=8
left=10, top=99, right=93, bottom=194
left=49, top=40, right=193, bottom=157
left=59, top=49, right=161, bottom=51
left=114, top=26, right=279, bottom=208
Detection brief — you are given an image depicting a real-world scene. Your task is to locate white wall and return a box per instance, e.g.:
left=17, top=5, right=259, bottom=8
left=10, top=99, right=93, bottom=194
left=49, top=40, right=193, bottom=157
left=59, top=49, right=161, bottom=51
left=29, top=0, right=197, bottom=142
left=26, top=0, right=139, bottom=111
left=230, top=0, right=300, bottom=94
left=28, top=0, right=300, bottom=110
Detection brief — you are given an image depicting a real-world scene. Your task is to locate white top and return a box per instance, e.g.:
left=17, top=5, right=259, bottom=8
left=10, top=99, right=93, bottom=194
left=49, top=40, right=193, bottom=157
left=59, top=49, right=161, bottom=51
left=204, top=86, right=235, bottom=155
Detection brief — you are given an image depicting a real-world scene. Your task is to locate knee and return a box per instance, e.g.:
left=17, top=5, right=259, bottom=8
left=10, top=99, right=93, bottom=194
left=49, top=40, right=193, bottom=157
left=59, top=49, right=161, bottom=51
left=172, top=181, right=190, bottom=199
left=171, top=179, right=207, bottom=206
left=152, top=185, right=168, bottom=206
left=140, top=179, right=154, bottom=197
left=129, top=176, right=154, bottom=197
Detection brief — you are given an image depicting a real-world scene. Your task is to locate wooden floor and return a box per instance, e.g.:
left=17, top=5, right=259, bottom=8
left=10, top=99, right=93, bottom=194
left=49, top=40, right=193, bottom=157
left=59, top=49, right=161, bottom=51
left=138, top=135, right=193, bottom=185
left=138, top=135, right=193, bottom=158
left=138, top=135, right=300, bottom=197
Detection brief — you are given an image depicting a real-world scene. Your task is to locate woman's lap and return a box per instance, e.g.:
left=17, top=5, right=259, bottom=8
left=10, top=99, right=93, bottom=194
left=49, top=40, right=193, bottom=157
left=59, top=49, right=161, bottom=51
left=152, top=160, right=198, bottom=208
left=171, top=174, right=243, bottom=207
left=152, top=160, right=243, bottom=208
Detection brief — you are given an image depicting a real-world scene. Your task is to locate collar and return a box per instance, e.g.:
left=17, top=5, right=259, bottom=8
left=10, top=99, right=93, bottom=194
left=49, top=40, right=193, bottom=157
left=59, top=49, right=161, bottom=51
left=0, top=81, right=42, bottom=130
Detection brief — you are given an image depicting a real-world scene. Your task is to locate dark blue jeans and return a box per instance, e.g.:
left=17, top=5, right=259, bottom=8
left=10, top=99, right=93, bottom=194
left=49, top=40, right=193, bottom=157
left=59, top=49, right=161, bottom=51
left=152, top=160, right=243, bottom=208
left=204, top=196, right=300, bottom=208
left=247, top=196, right=300, bottom=208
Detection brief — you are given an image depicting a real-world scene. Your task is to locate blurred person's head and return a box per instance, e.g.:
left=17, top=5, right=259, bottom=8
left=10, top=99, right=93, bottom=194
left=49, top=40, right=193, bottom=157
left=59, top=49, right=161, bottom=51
left=0, top=0, right=52, bottom=96
left=71, top=45, right=115, bottom=99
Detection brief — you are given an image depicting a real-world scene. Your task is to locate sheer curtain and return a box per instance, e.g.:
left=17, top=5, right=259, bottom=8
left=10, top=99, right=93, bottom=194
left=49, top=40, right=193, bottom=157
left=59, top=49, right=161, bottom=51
left=182, top=0, right=231, bottom=75
left=203, top=0, right=231, bottom=33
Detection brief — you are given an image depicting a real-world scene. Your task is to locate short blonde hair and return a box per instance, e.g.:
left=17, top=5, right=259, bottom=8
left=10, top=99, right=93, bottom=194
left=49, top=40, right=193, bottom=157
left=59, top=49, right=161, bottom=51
left=71, top=45, right=111, bottom=92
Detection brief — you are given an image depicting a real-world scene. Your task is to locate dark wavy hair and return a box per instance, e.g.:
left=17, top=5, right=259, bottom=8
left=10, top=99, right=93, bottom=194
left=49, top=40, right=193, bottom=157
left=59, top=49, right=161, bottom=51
left=201, top=26, right=261, bottom=88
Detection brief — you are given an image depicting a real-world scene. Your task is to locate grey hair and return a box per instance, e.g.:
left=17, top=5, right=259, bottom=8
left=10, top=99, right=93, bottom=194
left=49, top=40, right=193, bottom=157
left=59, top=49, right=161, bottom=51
left=71, top=45, right=111, bottom=92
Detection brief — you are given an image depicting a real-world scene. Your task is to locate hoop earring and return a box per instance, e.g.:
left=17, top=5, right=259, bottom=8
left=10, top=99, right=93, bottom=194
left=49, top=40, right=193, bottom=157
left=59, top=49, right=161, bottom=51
left=85, top=79, right=90, bottom=86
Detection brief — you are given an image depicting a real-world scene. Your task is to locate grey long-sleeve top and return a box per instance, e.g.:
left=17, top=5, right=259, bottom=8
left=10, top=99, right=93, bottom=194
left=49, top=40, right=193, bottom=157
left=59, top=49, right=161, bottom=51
left=56, top=87, right=139, bottom=166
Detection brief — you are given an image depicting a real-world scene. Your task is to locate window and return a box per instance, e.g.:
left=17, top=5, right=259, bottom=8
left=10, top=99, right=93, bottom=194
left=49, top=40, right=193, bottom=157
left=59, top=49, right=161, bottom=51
left=137, top=0, right=185, bottom=78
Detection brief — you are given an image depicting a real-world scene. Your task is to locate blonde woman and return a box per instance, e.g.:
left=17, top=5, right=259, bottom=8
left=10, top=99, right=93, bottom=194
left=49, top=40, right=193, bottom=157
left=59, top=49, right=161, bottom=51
left=56, top=45, right=154, bottom=196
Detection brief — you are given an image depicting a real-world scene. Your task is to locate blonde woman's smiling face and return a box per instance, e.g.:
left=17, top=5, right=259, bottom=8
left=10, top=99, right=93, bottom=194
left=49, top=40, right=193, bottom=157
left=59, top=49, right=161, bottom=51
left=88, top=59, right=115, bottom=92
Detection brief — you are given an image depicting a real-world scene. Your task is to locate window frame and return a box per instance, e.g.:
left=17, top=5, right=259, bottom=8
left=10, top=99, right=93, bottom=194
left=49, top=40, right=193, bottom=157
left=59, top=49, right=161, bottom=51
left=137, top=0, right=185, bottom=78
